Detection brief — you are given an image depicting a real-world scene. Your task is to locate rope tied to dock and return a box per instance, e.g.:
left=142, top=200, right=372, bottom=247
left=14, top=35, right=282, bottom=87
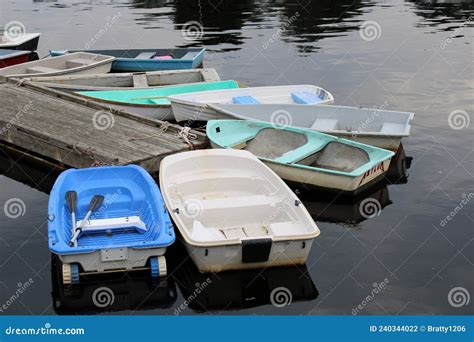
left=14, top=78, right=26, bottom=87
left=177, top=127, right=197, bottom=150
left=128, top=121, right=170, bottom=141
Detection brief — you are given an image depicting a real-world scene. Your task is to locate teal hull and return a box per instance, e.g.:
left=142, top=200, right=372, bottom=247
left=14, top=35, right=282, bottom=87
left=76, top=80, right=239, bottom=106
left=206, top=120, right=395, bottom=192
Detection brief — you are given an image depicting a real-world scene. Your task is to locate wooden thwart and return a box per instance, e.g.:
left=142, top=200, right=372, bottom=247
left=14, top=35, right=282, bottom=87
left=0, top=82, right=208, bottom=172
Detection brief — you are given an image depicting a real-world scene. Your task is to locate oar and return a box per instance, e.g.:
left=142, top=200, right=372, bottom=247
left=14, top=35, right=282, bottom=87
left=68, top=195, right=104, bottom=247
left=65, top=191, right=78, bottom=247
left=130, top=95, right=169, bottom=101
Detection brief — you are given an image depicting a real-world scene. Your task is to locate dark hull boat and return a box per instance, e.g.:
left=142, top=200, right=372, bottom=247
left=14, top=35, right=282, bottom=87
left=0, top=49, right=38, bottom=68
left=0, top=33, right=41, bottom=51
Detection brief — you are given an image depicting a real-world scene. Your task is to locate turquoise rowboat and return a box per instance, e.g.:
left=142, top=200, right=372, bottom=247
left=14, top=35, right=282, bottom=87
left=76, top=80, right=239, bottom=121
left=206, top=120, right=395, bottom=193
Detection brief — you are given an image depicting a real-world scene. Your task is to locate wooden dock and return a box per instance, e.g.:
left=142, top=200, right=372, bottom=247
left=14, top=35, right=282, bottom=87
left=0, top=81, right=208, bottom=173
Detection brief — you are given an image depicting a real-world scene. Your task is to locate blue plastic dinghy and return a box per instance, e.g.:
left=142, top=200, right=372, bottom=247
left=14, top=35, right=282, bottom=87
left=48, top=165, right=175, bottom=285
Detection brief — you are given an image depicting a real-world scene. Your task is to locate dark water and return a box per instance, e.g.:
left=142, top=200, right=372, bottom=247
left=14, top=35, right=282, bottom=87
left=0, top=0, right=473, bottom=315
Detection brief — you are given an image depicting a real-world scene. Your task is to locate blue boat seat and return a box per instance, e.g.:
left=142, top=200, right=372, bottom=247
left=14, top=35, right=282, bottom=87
left=310, top=118, right=338, bottom=131
left=135, top=52, right=156, bottom=59
left=232, top=96, right=260, bottom=104
left=291, top=92, right=323, bottom=104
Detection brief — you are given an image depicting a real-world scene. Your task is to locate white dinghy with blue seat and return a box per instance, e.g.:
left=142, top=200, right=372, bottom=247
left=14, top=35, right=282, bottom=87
left=169, top=85, right=334, bottom=122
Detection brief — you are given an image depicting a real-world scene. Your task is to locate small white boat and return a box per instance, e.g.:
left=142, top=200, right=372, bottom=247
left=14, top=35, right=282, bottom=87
left=159, top=149, right=320, bottom=273
left=0, top=52, right=115, bottom=80
left=169, top=85, right=334, bottom=122
left=21, top=68, right=221, bottom=93
left=208, top=104, right=414, bottom=151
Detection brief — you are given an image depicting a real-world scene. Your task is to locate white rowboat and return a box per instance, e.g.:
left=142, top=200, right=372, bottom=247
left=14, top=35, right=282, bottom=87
left=159, top=149, right=320, bottom=273
left=208, top=104, right=414, bottom=151
left=169, top=85, right=334, bottom=122
left=0, top=52, right=115, bottom=81
left=20, top=68, right=221, bottom=93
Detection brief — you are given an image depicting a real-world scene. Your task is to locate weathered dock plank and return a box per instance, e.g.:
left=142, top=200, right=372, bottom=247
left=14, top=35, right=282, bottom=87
left=0, top=81, right=208, bottom=172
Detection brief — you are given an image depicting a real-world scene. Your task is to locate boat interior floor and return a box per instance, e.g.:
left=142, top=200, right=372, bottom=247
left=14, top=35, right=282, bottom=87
left=243, top=128, right=308, bottom=159
left=168, top=172, right=312, bottom=243
left=240, top=128, right=369, bottom=172
left=297, top=142, right=370, bottom=172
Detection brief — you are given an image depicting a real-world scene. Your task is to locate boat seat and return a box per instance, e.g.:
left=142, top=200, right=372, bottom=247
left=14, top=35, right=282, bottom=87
left=269, top=221, right=307, bottom=237
left=26, top=66, right=60, bottom=74
left=190, top=220, right=225, bottom=242
left=291, top=92, right=323, bottom=104
left=170, top=172, right=265, bottom=187
left=135, top=52, right=156, bottom=59
left=310, top=118, right=338, bottom=131
left=232, top=96, right=260, bottom=104
left=65, top=58, right=93, bottom=68
left=221, top=225, right=269, bottom=240
left=380, top=122, right=405, bottom=134
left=197, top=194, right=276, bottom=211
left=181, top=52, right=198, bottom=60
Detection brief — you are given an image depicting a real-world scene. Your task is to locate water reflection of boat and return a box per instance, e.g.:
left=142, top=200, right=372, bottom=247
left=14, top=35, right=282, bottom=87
left=299, top=184, right=392, bottom=225
left=51, top=256, right=177, bottom=314
left=169, top=242, right=318, bottom=312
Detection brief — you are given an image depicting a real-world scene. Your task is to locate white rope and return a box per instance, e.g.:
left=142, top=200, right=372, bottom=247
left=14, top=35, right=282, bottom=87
left=177, top=126, right=197, bottom=149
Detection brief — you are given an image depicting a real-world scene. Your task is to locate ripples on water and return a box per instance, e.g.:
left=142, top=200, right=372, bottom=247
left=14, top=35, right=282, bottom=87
left=0, top=0, right=473, bottom=315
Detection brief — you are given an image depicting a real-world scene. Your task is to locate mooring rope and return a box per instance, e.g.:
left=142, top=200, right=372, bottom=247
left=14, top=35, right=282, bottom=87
left=128, top=121, right=170, bottom=141
left=177, top=126, right=197, bottom=150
